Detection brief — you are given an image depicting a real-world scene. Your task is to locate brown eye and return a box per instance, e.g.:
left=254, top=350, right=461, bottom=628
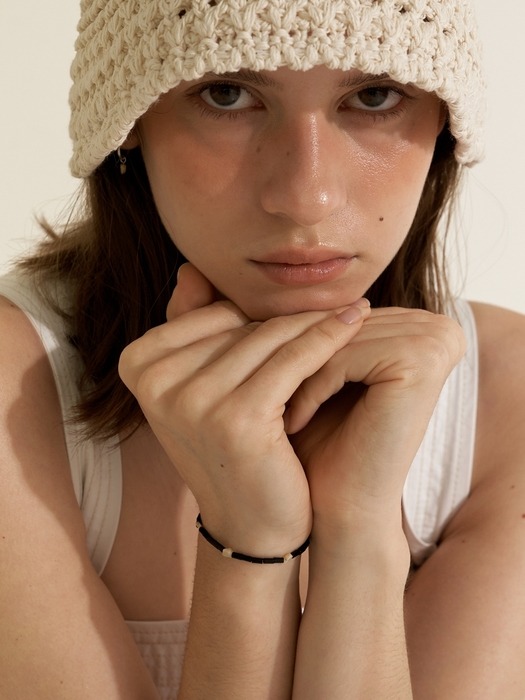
left=200, top=83, right=256, bottom=110
left=345, top=87, right=404, bottom=112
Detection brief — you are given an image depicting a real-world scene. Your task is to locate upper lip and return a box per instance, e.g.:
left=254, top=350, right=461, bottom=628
left=253, top=249, right=352, bottom=265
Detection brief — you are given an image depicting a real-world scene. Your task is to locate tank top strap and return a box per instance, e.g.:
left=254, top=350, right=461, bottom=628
left=0, top=269, right=122, bottom=575
left=402, top=298, right=479, bottom=565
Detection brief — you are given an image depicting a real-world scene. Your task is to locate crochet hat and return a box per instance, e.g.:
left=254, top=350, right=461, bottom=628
left=69, top=0, right=485, bottom=178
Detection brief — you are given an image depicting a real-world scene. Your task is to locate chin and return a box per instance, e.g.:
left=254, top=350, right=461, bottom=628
left=231, top=288, right=366, bottom=322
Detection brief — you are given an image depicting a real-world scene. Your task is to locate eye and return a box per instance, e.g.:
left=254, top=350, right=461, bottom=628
left=199, top=83, right=258, bottom=111
left=345, top=87, right=404, bottom=112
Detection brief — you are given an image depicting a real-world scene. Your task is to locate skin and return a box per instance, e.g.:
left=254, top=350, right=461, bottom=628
left=122, top=65, right=451, bottom=546
left=121, top=66, right=458, bottom=696
left=131, top=65, right=446, bottom=319
left=1, top=65, right=525, bottom=699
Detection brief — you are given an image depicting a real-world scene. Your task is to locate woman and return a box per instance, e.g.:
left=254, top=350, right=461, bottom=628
left=1, top=1, right=524, bottom=698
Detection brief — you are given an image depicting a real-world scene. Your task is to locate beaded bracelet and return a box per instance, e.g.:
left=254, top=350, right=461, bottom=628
left=196, top=514, right=311, bottom=564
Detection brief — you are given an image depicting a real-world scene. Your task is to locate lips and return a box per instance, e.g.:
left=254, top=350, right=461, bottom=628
left=254, top=248, right=352, bottom=265
left=251, top=250, right=355, bottom=285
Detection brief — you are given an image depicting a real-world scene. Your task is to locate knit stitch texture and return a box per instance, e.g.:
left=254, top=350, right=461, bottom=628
left=69, top=0, right=485, bottom=177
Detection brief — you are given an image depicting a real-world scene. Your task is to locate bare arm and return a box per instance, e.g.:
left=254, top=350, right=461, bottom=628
left=179, top=541, right=302, bottom=699
left=294, top=520, right=411, bottom=699
left=119, top=263, right=372, bottom=698
left=288, top=307, right=466, bottom=698
left=0, top=298, right=159, bottom=699
left=292, top=303, right=525, bottom=699
left=405, top=302, right=525, bottom=698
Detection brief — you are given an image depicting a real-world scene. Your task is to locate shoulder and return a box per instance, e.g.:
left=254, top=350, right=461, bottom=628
left=0, top=292, right=57, bottom=397
left=469, top=300, right=525, bottom=379
left=469, top=301, right=525, bottom=448
left=0, top=293, right=85, bottom=539
left=0, top=291, right=64, bottom=409
left=437, top=300, right=525, bottom=553
left=0, top=294, right=90, bottom=635
left=407, top=301, right=525, bottom=695
left=0, top=296, right=159, bottom=696
left=465, top=299, right=525, bottom=489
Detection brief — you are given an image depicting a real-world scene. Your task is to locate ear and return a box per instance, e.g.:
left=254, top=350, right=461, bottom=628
left=120, top=128, right=140, bottom=150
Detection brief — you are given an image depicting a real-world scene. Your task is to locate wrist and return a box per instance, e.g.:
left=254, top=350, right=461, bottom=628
left=198, top=506, right=312, bottom=559
left=196, top=513, right=310, bottom=564
left=194, top=530, right=303, bottom=604
left=310, top=510, right=411, bottom=575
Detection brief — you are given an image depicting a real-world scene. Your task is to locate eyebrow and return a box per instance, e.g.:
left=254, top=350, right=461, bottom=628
left=202, top=69, right=393, bottom=90
left=337, top=72, right=391, bottom=89
left=202, top=69, right=280, bottom=88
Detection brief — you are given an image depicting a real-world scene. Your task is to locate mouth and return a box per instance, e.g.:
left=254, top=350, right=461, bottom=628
left=251, top=250, right=356, bottom=286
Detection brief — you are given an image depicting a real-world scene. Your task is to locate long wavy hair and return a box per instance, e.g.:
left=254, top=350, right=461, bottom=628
left=20, top=125, right=461, bottom=441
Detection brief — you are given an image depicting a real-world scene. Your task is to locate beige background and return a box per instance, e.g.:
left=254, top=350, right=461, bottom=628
left=1, top=1, right=524, bottom=312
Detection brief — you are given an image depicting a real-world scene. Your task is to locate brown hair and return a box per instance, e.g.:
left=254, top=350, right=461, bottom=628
left=20, top=126, right=461, bottom=441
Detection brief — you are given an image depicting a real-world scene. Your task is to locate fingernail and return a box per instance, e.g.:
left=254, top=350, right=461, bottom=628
left=336, top=306, right=364, bottom=324
left=352, top=297, right=371, bottom=309
left=336, top=298, right=370, bottom=324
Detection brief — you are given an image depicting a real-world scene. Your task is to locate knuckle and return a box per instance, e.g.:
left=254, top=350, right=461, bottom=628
left=133, top=360, right=171, bottom=407
left=211, top=299, right=249, bottom=321
left=307, top=322, right=340, bottom=347
left=136, top=367, right=211, bottom=430
left=420, top=333, right=450, bottom=365
left=118, top=338, right=143, bottom=388
left=132, top=353, right=184, bottom=406
left=273, top=322, right=342, bottom=369
left=259, top=315, right=292, bottom=339
left=430, top=315, right=467, bottom=362
left=206, top=398, right=255, bottom=451
left=403, top=331, right=458, bottom=383
left=275, top=339, right=311, bottom=369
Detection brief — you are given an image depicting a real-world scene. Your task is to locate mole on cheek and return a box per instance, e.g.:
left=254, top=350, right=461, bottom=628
left=379, top=216, right=384, bottom=222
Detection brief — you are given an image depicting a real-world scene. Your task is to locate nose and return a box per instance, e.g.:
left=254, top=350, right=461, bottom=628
left=259, top=113, right=348, bottom=227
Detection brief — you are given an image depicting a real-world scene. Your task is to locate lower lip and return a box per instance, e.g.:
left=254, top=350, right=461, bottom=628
left=253, top=257, right=353, bottom=285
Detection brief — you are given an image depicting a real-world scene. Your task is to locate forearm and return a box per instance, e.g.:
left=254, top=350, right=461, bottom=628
left=293, top=521, right=412, bottom=699
left=178, top=538, right=302, bottom=700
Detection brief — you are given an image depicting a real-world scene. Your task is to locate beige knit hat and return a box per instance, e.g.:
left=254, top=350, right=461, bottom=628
left=69, top=0, right=485, bottom=178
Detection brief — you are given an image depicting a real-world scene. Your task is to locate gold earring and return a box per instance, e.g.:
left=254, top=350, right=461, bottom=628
left=117, top=147, right=127, bottom=175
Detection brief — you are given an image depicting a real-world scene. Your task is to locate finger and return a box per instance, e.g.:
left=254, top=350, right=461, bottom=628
left=365, top=306, right=437, bottom=324
left=286, top=313, right=465, bottom=433
left=167, top=263, right=218, bottom=320
left=346, top=310, right=460, bottom=344
left=119, top=301, right=250, bottom=389
left=127, top=301, right=371, bottom=417
left=226, top=301, right=371, bottom=413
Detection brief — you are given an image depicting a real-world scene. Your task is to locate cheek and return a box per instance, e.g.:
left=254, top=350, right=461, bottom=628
left=143, top=133, right=250, bottom=241
left=357, top=101, right=441, bottom=194
left=360, top=143, right=432, bottom=224
left=142, top=151, right=211, bottom=250
left=355, top=134, right=437, bottom=261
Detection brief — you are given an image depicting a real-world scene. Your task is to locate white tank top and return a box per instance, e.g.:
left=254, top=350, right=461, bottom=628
left=0, top=269, right=478, bottom=699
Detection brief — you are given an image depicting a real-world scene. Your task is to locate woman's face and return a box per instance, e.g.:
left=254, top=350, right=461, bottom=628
left=136, top=65, right=445, bottom=320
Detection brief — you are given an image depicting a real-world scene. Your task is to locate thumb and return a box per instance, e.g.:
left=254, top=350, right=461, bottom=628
left=167, top=263, right=217, bottom=320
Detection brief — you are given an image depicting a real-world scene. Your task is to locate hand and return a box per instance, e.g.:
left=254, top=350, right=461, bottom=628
left=119, top=264, right=371, bottom=553
left=287, top=307, right=466, bottom=529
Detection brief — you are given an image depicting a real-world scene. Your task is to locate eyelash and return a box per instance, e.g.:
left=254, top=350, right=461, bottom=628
left=188, top=82, right=260, bottom=121
left=188, top=81, right=412, bottom=122
left=196, top=104, right=248, bottom=121
left=346, top=87, right=412, bottom=123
